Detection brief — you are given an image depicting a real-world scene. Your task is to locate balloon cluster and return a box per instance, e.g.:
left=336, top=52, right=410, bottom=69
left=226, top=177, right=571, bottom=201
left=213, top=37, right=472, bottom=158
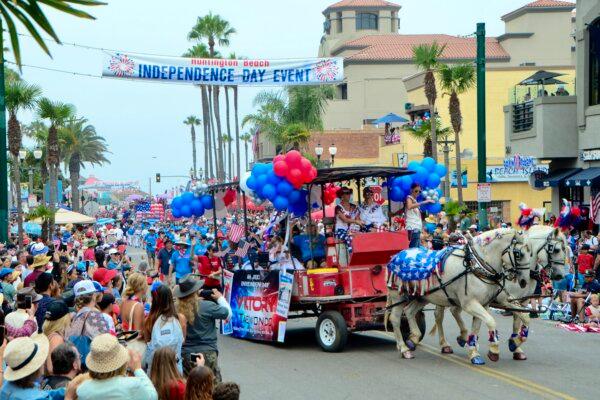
left=243, top=161, right=310, bottom=214
left=323, top=184, right=340, bottom=205
left=170, top=191, right=214, bottom=219
left=387, top=157, right=446, bottom=215
left=272, top=150, right=317, bottom=189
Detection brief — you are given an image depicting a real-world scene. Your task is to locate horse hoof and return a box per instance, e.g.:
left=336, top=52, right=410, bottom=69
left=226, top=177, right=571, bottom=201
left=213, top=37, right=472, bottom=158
left=402, top=351, right=415, bottom=359
left=487, top=351, right=500, bottom=362
left=508, top=338, right=518, bottom=352
left=513, top=352, right=528, bottom=361
left=471, top=355, right=485, bottom=365
left=457, top=337, right=466, bottom=347
left=406, top=340, right=416, bottom=351
left=441, top=346, right=454, bottom=354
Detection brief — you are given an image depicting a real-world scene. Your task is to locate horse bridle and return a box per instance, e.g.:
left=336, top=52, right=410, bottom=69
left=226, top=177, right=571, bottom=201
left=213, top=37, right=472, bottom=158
left=501, top=236, right=531, bottom=281
left=531, top=233, right=566, bottom=281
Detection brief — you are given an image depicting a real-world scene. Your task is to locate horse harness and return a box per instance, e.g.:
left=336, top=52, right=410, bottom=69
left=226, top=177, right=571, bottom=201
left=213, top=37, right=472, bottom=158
left=530, top=233, right=565, bottom=282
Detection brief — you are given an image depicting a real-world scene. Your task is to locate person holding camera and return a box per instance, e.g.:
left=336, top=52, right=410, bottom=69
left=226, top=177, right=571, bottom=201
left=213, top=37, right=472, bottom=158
left=174, top=276, right=231, bottom=381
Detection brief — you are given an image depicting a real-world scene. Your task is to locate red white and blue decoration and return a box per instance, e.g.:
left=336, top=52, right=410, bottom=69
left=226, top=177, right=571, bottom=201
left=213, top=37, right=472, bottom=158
left=386, top=157, right=446, bottom=214
left=555, top=198, right=581, bottom=231
left=170, top=192, right=214, bottom=219
left=387, top=247, right=453, bottom=295
left=135, top=202, right=165, bottom=220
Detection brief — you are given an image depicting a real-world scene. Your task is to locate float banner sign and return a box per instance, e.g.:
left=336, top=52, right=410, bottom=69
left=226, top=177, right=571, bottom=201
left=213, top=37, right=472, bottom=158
left=102, top=52, right=344, bottom=86
left=223, top=270, right=293, bottom=342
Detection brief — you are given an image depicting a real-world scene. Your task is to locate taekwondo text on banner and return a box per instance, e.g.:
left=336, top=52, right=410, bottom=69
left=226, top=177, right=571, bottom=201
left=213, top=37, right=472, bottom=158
left=102, top=52, right=344, bottom=86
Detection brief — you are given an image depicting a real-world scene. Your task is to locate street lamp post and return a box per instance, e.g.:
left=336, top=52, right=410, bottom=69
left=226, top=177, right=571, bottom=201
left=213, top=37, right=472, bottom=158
left=315, top=143, right=324, bottom=167
left=328, top=143, right=337, bottom=167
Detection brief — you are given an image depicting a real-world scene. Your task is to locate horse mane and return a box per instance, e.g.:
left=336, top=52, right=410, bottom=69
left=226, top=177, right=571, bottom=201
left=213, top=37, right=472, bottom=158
left=475, top=228, right=515, bottom=245
left=527, top=225, right=565, bottom=241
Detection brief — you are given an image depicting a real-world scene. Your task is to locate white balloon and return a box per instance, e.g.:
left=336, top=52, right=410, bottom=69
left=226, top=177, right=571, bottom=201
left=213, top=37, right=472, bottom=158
left=426, top=196, right=432, bottom=201
left=239, top=171, right=252, bottom=194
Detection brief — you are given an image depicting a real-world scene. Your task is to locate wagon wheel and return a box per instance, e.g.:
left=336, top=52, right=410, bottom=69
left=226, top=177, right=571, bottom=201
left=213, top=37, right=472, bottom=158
left=315, top=310, right=348, bottom=352
left=399, top=311, right=426, bottom=342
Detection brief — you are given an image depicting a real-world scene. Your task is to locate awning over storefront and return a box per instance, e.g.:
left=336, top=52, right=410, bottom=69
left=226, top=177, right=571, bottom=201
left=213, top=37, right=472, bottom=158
left=534, top=168, right=581, bottom=188
left=564, top=167, right=600, bottom=187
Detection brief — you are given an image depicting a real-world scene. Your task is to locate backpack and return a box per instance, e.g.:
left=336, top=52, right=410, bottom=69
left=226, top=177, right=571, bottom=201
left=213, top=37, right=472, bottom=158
left=68, top=312, right=92, bottom=369
left=144, top=316, right=183, bottom=370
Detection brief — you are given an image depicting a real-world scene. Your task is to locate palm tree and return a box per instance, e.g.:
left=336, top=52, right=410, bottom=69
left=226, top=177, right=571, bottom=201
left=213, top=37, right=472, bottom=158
left=183, top=116, right=201, bottom=179
left=438, top=63, right=476, bottom=204
left=37, top=98, right=75, bottom=212
left=59, top=118, right=110, bottom=212
left=27, top=204, right=54, bottom=242
left=413, top=42, right=446, bottom=162
left=240, top=133, right=252, bottom=171
left=222, top=134, right=233, bottom=179
left=0, top=0, right=105, bottom=67
left=23, top=120, right=49, bottom=203
left=188, top=12, right=236, bottom=180
left=229, top=53, right=242, bottom=180
left=6, top=80, right=41, bottom=245
left=403, top=117, right=450, bottom=158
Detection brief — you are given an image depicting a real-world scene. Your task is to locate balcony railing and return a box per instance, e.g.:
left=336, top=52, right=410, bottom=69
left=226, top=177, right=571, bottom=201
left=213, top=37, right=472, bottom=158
left=512, top=101, right=534, bottom=133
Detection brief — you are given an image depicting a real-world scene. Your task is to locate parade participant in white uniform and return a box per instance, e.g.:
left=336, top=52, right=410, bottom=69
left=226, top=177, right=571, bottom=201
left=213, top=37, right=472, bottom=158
left=359, top=187, right=387, bottom=231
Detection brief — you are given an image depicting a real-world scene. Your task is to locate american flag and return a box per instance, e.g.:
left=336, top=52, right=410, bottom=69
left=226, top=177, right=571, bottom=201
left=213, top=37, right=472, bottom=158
left=235, top=240, right=251, bottom=258
left=227, top=223, right=245, bottom=243
left=135, top=202, right=165, bottom=221
left=592, top=191, right=600, bottom=225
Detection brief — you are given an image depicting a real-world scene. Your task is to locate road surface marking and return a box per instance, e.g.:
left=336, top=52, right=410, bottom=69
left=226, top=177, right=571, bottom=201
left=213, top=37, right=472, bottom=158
left=374, top=332, right=577, bottom=400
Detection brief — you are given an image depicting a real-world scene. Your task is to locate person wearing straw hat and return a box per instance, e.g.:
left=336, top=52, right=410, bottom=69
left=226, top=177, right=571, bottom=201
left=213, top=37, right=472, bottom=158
left=23, top=254, right=51, bottom=289
left=168, top=238, right=197, bottom=285
left=0, top=334, right=67, bottom=399
left=76, top=334, right=158, bottom=400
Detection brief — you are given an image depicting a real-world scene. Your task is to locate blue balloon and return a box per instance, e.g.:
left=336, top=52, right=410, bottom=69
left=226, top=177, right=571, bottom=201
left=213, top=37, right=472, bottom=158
left=429, top=203, right=442, bottom=214
left=421, top=157, right=436, bottom=172
left=414, top=167, right=428, bottom=186
left=246, top=176, right=257, bottom=190
left=171, top=197, right=182, bottom=210
left=252, top=163, right=269, bottom=175
left=190, top=198, right=203, bottom=216
left=181, top=192, right=195, bottom=205
left=288, top=190, right=301, bottom=204
left=434, top=164, right=447, bottom=177
left=256, top=174, right=268, bottom=189
left=273, top=196, right=289, bottom=211
left=277, top=180, right=293, bottom=197
left=436, top=188, right=443, bottom=197
left=171, top=208, right=182, bottom=218
left=201, top=195, right=214, bottom=210
left=426, top=174, right=441, bottom=189
left=407, top=161, right=421, bottom=171
left=390, top=187, right=403, bottom=202
left=266, top=170, right=281, bottom=185
left=400, top=175, right=413, bottom=192
left=262, top=184, right=277, bottom=201
left=180, top=205, right=192, bottom=218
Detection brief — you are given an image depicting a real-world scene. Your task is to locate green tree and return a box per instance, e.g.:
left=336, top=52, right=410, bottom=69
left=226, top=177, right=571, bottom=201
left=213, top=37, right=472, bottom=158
left=23, top=120, right=49, bottom=203
left=0, top=0, right=105, bottom=66
left=438, top=63, right=476, bottom=204
left=403, top=117, right=450, bottom=158
left=37, top=98, right=75, bottom=212
left=6, top=80, right=41, bottom=245
left=188, top=12, right=236, bottom=180
left=222, top=133, right=233, bottom=179
left=27, top=204, right=54, bottom=242
left=240, top=132, right=252, bottom=171
left=413, top=42, right=445, bottom=162
left=228, top=53, right=242, bottom=180
left=59, top=118, right=110, bottom=212
left=183, top=115, right=201, bottom=179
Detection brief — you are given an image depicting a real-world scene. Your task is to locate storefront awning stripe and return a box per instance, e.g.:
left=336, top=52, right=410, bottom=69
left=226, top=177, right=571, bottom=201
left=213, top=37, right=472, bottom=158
left=564, top=167, right=600, bottom=187
left=535, top=168, right=581, bottom=188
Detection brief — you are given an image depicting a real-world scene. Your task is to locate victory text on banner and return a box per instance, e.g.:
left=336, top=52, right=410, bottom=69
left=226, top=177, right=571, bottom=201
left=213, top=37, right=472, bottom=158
left=102, top=52, right=344, bottom=86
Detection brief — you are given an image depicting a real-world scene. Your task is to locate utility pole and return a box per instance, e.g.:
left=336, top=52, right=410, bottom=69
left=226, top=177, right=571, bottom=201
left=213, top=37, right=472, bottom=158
left=0, top=21, right=8, bottom=244
left=476, top=22, right=488, bottom=230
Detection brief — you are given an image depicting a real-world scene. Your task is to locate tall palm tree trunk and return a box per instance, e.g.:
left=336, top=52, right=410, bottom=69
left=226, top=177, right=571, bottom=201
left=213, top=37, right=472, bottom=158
left=200, top=86, right=212, bottom=180
left=191, top=124, right=197, bottom=179
left=11, top=154, right=24, bottom=246
left=41, top=162, right=48, bottom=205
left=449, top=92, right=464, bottom=203
left=69, top=154, right=81, bottom=212
left=213, top=86, right=225, bottom=180
left=225, top=87, right=232, bottom=179
left=233, top=86, right=241, bottom=179
left=244, top=141, right=249, bottom=171
left=208, top=86, right=218, bottom=179
left=424, top=69, right=438, bottom=162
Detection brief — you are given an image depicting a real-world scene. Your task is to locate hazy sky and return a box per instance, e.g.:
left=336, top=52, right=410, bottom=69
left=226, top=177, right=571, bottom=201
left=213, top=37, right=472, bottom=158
left=15, top=0, right=530, bottom=193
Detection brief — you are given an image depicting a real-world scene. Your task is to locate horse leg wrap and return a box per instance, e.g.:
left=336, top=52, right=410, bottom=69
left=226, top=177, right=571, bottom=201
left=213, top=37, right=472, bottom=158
left=468, top=348, right=485, bottom=365
left=467, top=334, right=479, bottom=350
left=519, top=325, right=529, bottom=343
left=488, top=330, right=499, bottom=344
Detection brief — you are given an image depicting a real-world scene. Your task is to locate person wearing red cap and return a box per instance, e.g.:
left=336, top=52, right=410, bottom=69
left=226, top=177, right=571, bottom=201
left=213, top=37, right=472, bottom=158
left=93, top=268, right=119, bottom=293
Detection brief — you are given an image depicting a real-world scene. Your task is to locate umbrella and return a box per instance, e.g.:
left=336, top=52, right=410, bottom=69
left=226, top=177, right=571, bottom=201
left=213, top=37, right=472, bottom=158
left=311, top=204, right=336, bottom=220
left=373, top=113, right=408, bottom=124
left=519, top=70, right=565, bottom=86
left=126, top=194, right=142, bottom=202
left=11, top=222, right=42, bottom=236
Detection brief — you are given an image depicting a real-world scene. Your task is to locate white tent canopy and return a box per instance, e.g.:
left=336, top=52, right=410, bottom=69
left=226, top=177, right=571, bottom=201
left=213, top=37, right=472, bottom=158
left=34, top=208, right=96, bottom=225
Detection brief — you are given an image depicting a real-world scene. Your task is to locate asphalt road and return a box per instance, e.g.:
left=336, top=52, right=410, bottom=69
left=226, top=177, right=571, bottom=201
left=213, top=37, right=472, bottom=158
left=127, top=247, right=596, bottom=400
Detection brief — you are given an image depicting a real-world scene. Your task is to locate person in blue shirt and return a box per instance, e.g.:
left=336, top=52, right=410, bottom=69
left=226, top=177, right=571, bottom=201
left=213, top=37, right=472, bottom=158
left=194, top=236, right=212, bottom=256
left=293, top=223, right=326, bottom=267
left=143, top=227, right=158, bottom=264
left=168, top=238, right=196, bottom=284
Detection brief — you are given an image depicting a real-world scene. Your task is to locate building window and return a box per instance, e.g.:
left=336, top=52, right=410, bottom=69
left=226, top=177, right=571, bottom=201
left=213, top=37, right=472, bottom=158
left=589, top=18, right=600, bottom=106
left=391, top=11, right=397, bottom=32
left=338, top=83, right=347, bottom=100
left=356, top=12, right=378, bottom=30
left=337, top=12, right=343, bottom=33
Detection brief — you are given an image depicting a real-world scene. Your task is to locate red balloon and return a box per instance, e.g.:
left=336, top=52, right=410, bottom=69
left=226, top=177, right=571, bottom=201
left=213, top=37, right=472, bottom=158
left=300, top=158, right=313, bottom=172
left=273, top=155, right=285, bottom=163
left=522, top=208, right=532, bottom=217
left=572, top=207, right=581, bottom=217
left=285, top=150, right=302, bottom=166
left=273, top=161, right=288, bottom=177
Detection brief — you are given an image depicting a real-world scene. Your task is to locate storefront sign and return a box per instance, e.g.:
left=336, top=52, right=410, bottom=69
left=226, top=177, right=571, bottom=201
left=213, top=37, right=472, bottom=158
left=477, top=183, right=492, bottom=202
left=396, top=153, right=408, bottom=168
left=503, top=154, right=535, bottom=169
left=451, top=169, right=468, bottom=188
left=222, top=270, right=292, bottom=342
left=102, top=52, right=344, bottom=86
left=486, top=164, right=548, bottom=182
left=580, top=148, right=600, bottom=162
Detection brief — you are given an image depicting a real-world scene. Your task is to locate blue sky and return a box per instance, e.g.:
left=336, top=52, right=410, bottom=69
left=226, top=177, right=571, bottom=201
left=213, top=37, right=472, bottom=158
left=15, top=0, right=530, bottom=193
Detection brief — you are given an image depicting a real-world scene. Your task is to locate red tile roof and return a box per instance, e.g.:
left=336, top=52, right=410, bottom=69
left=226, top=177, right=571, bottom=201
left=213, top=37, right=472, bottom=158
left=337, top=34, right=510, bottom=62
left=502, top=0, right=575, bottom=21
left=324, top=0, right=400, bottom=14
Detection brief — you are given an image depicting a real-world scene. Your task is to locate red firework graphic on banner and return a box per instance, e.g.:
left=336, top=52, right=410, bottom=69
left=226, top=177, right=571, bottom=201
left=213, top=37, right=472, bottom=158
left=109, top=53, right=135, bottom=77
left=313, top=59, right=339, bottom=82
